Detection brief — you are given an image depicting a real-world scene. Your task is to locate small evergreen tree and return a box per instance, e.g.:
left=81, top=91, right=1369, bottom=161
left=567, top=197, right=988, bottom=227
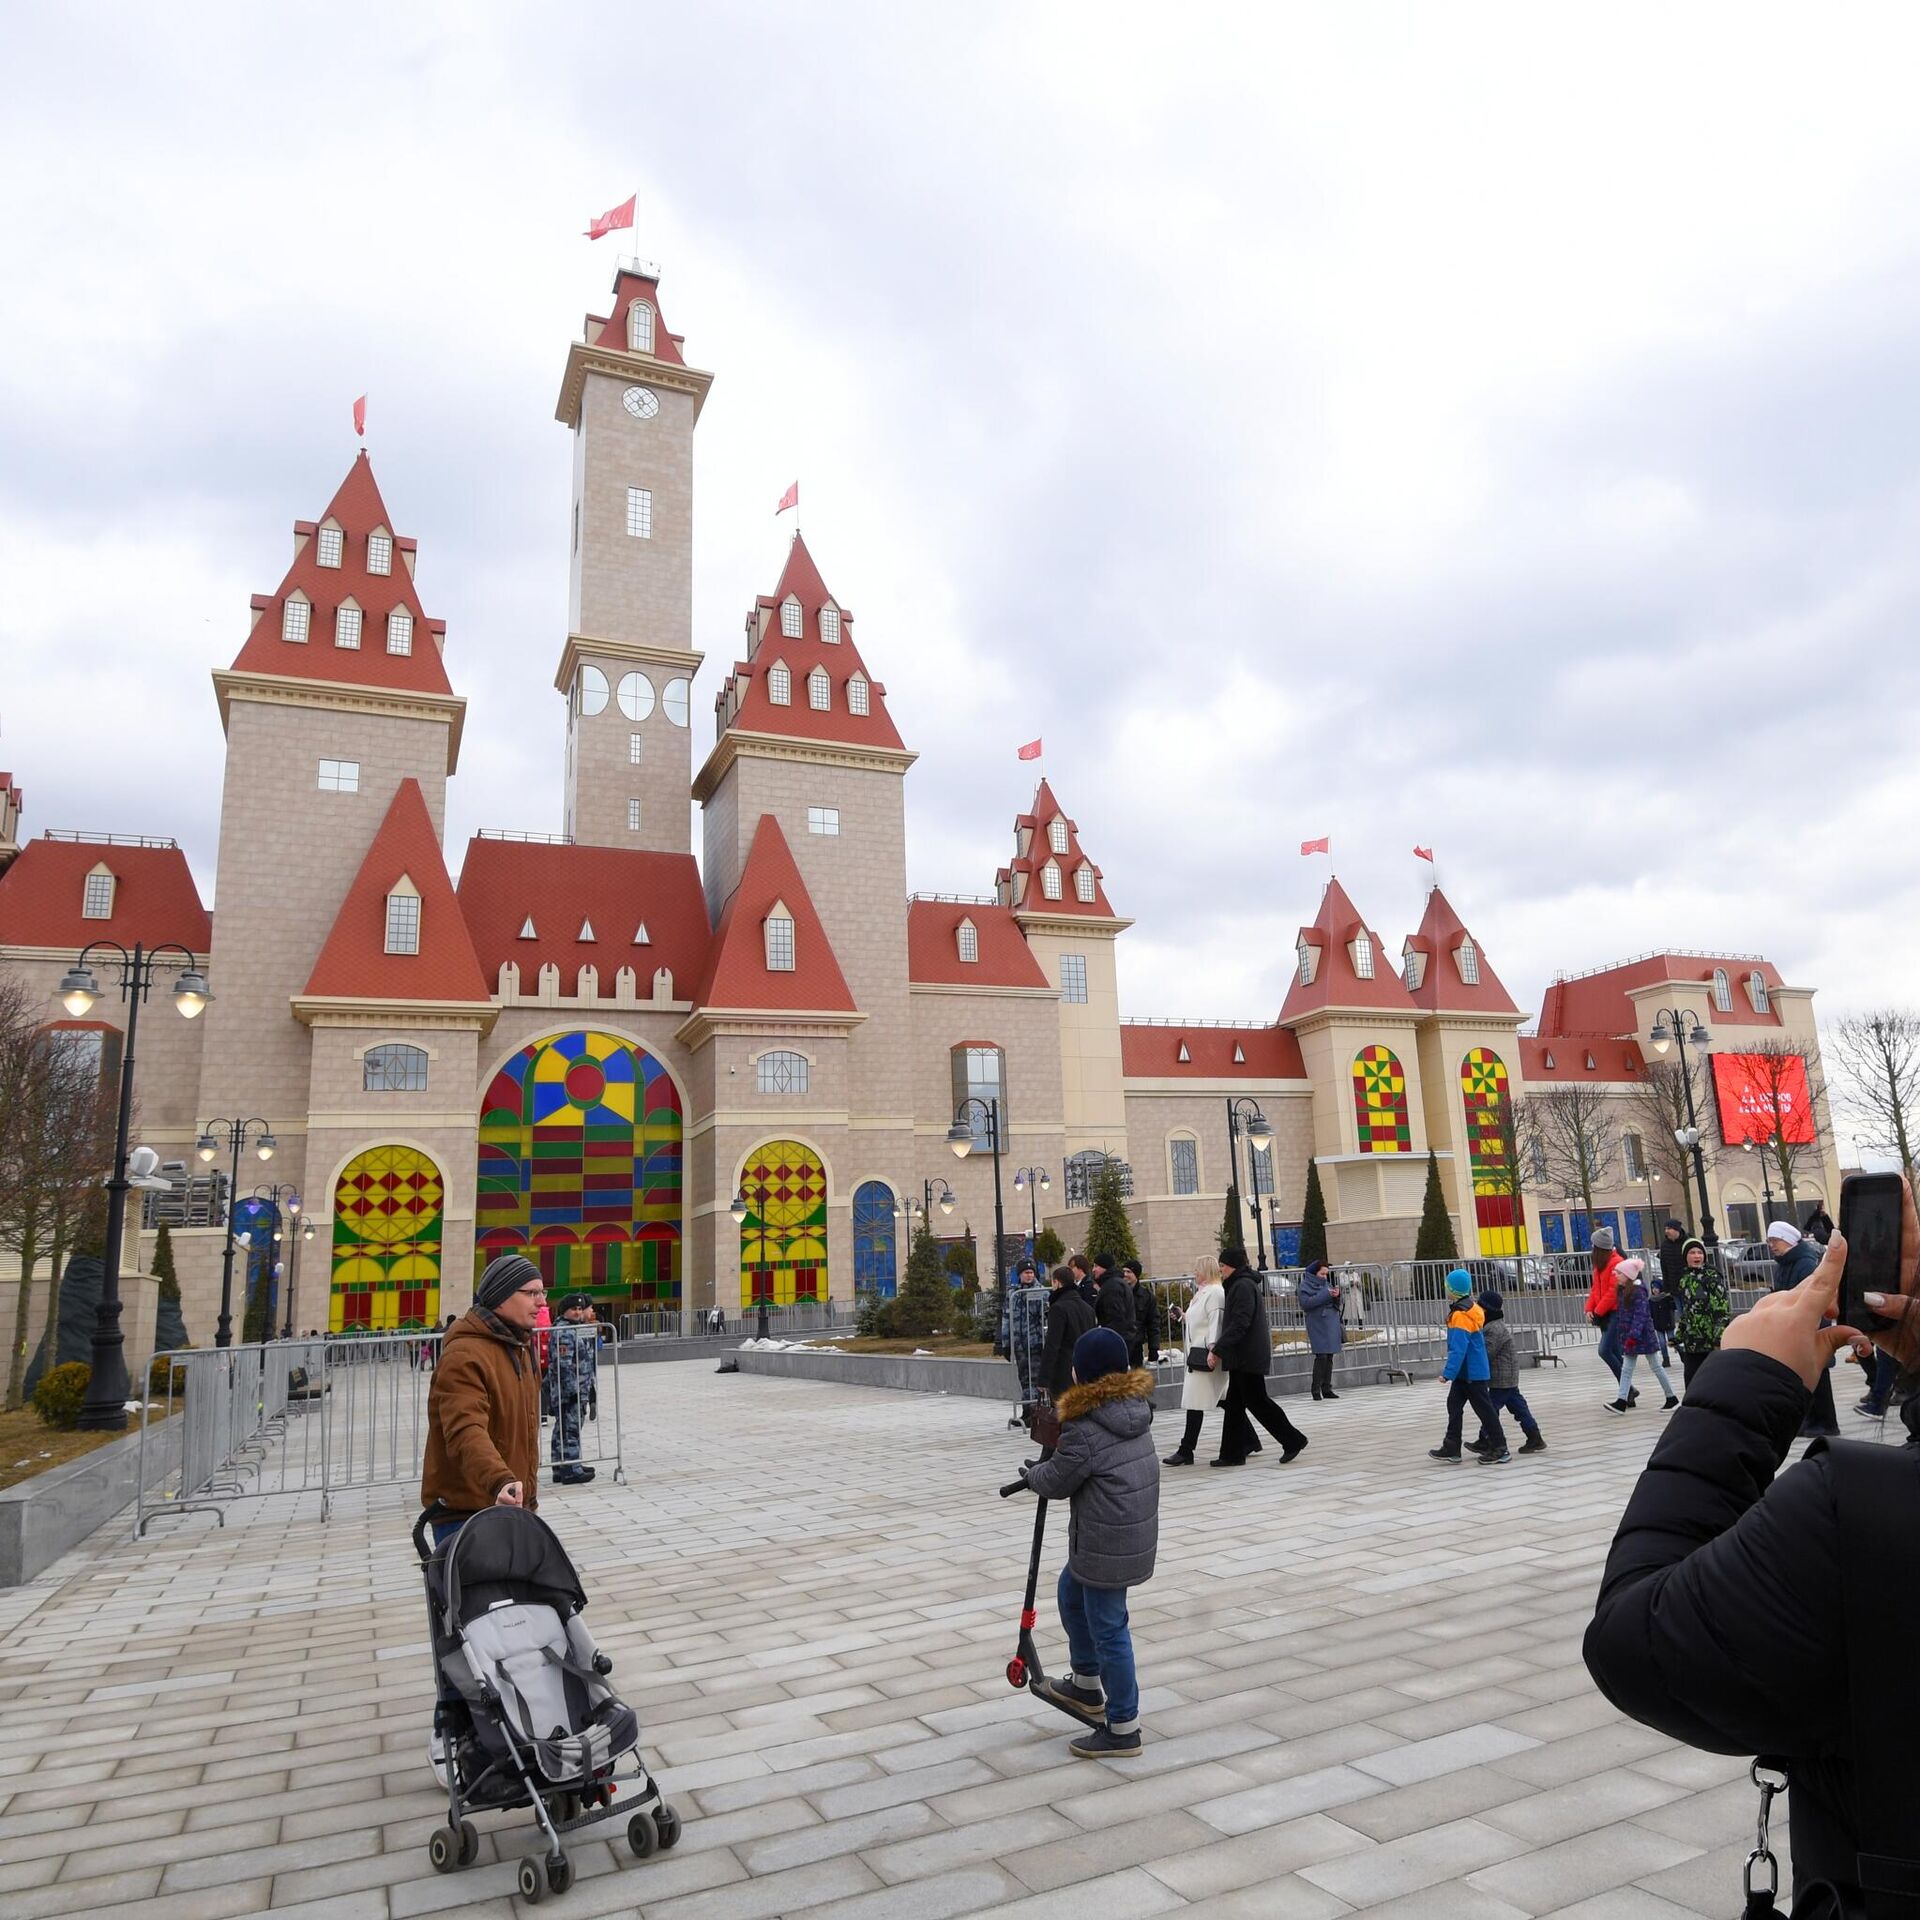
left=1084, top=1158, right=1140, bottom=1267
left=895, top=1222, right=951, bottom=1337
left=1216, top=1185, right=1243, bottom=1254
left=942, top=1238, right=978, bottom=1287
left=1298, top=1159, right=1329, bottom=1267
left=152, top=1222, right=181, bottom=1303
left=1413, top=1151, right=1459, bottom=1263
left=1033, top=1225, right=1066, bottom=1269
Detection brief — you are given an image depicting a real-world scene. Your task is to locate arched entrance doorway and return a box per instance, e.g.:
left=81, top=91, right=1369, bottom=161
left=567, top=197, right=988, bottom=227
left=329, top=1144, right=445, bottom=1332
left=852, top=1180, right=897, bottom=1298
left=477, top=1030, right=683, bottom=1313
left=740, top=1139, right=828, bottom=1307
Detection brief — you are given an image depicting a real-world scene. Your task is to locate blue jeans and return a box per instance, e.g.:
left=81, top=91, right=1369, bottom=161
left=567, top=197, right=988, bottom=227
left=1618, top=1348, right=1675, bottom=1401
left=1057, top=1567, right=1138, bottom=1732
left=1863, top=1349, right=1899, bottom=1414
left=1475, top=1385, right=1540, bottom=1442
left=1596, top=1314, right=1624, bottom=1378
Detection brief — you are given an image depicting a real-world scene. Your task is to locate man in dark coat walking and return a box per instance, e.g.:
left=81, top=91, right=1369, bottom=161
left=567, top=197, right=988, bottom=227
left=1040, top=1265, right=1096, bottom=1402
left=1770, top=1220, right=1839, bottom=1437
left=1091, top=1253, right=1135, bottom=1346
left=1656, top=1220, right=1687, bottom=1292
left=1122, top=1260, right=1159, bottom=1369
left=1210, top=1246, right=1307, bottom=1466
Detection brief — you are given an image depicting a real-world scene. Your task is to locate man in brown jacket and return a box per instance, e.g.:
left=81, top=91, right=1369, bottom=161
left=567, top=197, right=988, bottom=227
left=422, top=1253, right=545, bottom=1528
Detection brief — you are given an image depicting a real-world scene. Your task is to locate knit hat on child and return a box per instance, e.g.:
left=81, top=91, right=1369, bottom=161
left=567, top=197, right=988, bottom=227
left=1072, top=1326, right=1130, bottom=1384
left=1444, top=1269, right=1474, bottom=1297
left=1478, top=1289, right=1505, bottom=1319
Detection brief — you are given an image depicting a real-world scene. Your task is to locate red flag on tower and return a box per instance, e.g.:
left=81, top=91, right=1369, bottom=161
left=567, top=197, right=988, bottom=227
left=1300, top=836, right=1330, bottom=856
left=352, top=394, right=367, bottom=438
left=1017, top=738, right=1043, bottom=762
left=1413, top=845, right=1434, bottom=863
left=585, top=194, right=636, bottom=241
left=775, top=481, right=799, bottom=515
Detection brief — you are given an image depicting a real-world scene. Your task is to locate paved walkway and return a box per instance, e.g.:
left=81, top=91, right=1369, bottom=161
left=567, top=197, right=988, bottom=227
left=2, top=1354, right=1886, bottom=1919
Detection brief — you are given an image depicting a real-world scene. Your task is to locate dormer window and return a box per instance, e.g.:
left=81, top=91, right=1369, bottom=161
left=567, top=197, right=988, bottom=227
left=1351, top=932, right=1374, bottom=980
left=1544, top=1050, right=1556, bottom=1070
left=1402, top=946, right=1426, bottom=991
left=1713, top=967, right=1732, bottom=1012
left=335, top=603, right=362, bottom=649
left=957, top=919, right=979, bottom=964
left=384, top=878, right=421, bottom=955
left=1177, top=1041, right=1191, bottom=1063
left=768, top=661, right=791, bottom=706
left=282, top=594, right=311, bottom=643
left=781, top=596, right=803, bottom=639
left=316, top=524, right=343, bottom=568
left=367, top=531, right=393, bottom=576
left=82, top=865, right=115, bottom=920
left=518, top=916, right=537, bottom=940
left=764, top=904, right=795, bottom=972
left=628, top=300, right=655, bottom=353
left=808, top=667, right=831, bottom=711
left=819, top=605, right=841, bottom=644
left=1296, top=937, right=1318, bottom=987
left=1584, top=1051, right=1598, bottom=1071
left=1748, top=970, right=1769, bottom=1013
left=1048, top=819, right=1069, bottom=855
left=1074, top=864, right=1096, bottom=903
left=848, top=672, right=870, bottom=716
left=386, top=609, right=413, bottom=655
left=578, top=918, right=596, bottom=942
left=1041, top=860, right=1063, bottom=900
left=1457, top=938, right=1479, bottom=985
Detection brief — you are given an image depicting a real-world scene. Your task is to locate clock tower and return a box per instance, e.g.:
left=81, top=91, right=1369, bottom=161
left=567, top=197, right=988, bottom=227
left=553, top=264, right=713, bottom=853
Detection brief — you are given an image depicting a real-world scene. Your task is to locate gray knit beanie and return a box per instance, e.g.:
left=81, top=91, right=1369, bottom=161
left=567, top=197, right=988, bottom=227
left=475, top=1253, right=540, bottom=1311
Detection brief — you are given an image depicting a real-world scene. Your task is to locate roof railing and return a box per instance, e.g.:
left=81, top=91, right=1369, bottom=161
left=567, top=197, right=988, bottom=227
left=475, top=828, right=575, bottom=845
left=1552, top=947, right=1766, bottom=984
left=41, top=830, right=180, bottom=849
left=1122, top=1015, right=1272, bottom=1030
left=907, top=891, right=999, bottom=906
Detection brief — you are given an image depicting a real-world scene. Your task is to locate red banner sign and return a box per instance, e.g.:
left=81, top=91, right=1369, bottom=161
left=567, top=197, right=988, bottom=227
left=1709, top=1052, right=1816, bottom=1146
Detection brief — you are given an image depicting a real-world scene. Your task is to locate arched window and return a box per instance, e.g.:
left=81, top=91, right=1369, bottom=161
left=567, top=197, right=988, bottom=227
left=807, top=666, right=831, bottom=711
left=1074, top=865, right=1096, bottom=903
left=1713, top=968, right=1732, bottom=1012
left=1352, top=1045, right=1410, bottom=1152
left=1041, top=860, right=1062, bottom=899
left=756, top=1049, right=809, bottom=1094
left=768, top=661, right=791, bottom=706
left=852, top=1180, right=897, bottom=1298
left=848, top=672, right=870, bottom=716
left=628, top=300, right=655, bottom=353
left=1048, top=819, right=1069, bottom=854
left=1169, top=1133, right=1199, bottom=1196
left=1748, top=970, right=1769, bottom=1013
left=364, top=1043, right=428, bottom=1091
left=956, top=919, right=979, bottom=964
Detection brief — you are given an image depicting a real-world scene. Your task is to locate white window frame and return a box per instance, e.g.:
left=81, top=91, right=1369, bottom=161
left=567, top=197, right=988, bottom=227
left=807, top=666, right=831, bottom=711
left=628, top=300, right=655, bottom=353
left=629, top=733, right=644, bottom=765
left=1403, top=946, right=1426, bottom=990
left=847, top=672, right=870, bottom=716
left=764, top=911, right=795, bottom=972
left=626, top=487, right=652, bottom=538
left=755, top=1049, right=809, bottom=1095
left=806, top=806, right=839, bottom=836
left=335, top=604, right=362, bottom=650
left=1041, top=860, right=1062, bottom=900
left=363, top=1042, right=428, bottom=1092
left=781, top=596, right=803, bottom=639
left=1060, top=952, right=1088, bottom=1003
left=81, top=868, right=115, bottom=919
left=317, top=758, right=360, bottom=793
left=626, top=798, right=643, bottom=833
left=818, top=605, right=840, bottom=644
left=1048, top=819, right=1069, bottom=854
left=1352, top=932, right=1374, bottom=979
left=1713, top=968, right=1733, bottom=1012
left=367, top=531, right=393, bottom=576
left=315, top=524, right=343, bottom=568
left=384, top=888, right=421, bottom=955
left=282, top=595, right=311, bottom=643
left=386, top=608, right=413, bottom=655
left=1297, top=938, right=1318, bottom=986
left=768, top=661, right=791, bottom=706
left=1169, top=1133, right=1200, bottom=1196
left=956, top=919, right=979, bottom=965
left=1074, top=864, right=1096, bottom=903
left=1458, top=938, right=1480, bottom=985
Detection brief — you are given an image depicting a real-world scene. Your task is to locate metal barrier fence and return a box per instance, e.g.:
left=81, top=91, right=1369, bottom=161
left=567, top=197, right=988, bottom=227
left=616, top=1301, right=862, bottom=1342
left=136, top=1328, right=624, bottom=1536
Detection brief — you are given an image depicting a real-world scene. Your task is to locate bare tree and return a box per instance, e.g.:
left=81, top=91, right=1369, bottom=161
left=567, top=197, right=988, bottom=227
left=1725, top=1040, right=1828, bottom=1216
left=1827, top=1010, right=1920, bottom=1186
left=1627, top=1059, right=1706, bottom=1234
left=1522, top=1084, right=1620, bottom=1223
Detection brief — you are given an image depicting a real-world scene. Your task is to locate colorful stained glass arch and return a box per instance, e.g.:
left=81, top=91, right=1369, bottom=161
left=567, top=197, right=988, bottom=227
left=330, top=1145, right=444, bottom=1332
left=852, top=1180, right=898, bottom=1298
left=477, top=1030, right=683, bottom=1313
left=1461, top=1046, right=1527, bottom=1255
left=1351, top=1045, right=1411, bottom=1153
left=740, top=1139, right=828, bottom=1308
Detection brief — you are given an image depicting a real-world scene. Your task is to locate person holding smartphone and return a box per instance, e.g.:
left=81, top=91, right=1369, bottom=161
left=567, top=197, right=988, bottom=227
left=1584, top=1176, right=1920, bottom=1915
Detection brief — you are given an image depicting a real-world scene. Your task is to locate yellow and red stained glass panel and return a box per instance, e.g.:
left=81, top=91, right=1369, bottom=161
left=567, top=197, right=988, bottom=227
left=740, top=1138, right=828, bottom=1308
left=330, top=1144, right=444, bottom=1331
left=1461, top=1046, right=1527, bottom=1255
left=1351, top=1045, right=1411, bottom=1153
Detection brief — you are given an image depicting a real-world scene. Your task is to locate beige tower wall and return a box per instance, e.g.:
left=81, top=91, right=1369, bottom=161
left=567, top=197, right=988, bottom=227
left=1413, top=1017, right=1529, bottom=1256
left=1022, top=927, right=1127, bottom=1158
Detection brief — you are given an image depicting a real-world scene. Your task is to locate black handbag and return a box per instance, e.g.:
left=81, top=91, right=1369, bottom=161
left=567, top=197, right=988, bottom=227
left=1185, top=1346, right=1213, bottom=1373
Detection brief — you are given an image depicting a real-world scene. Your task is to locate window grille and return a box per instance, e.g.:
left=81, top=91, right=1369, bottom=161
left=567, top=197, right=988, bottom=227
left=756, top=1050, right=809, bottom=1094
left=1060, top=952, right=1088, bottom=1002
left=335, top=605, right=362, bottom=649
left=368, top=531, right=393, bottom=575
left=384, top=893, right=420, bottom=954
left=282, top=597, right=310, bottom=643
left=316, top=525, right=343, bottom=567
left=1170, top=1136, right=1199, bottom=1195
left=364, top=1043, right=428, bottom=1091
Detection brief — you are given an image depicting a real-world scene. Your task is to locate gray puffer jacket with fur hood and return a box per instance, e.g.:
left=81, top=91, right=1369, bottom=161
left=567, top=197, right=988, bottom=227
left=1020, top=1368, right=1159, bottom=1589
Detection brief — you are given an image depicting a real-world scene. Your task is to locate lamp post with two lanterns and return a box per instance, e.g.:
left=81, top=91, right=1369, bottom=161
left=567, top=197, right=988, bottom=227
left=1011, top=1165, right=1050, bottom=1243
left=252, top=1182, right=314, bottom=1340
left=1649, top=1009, right=1717, bottom=1249
left=1224, top=1097, right=1276, bottom=1270
left=197, top=1118, right=278, bottom=1347
left=55, top=941, right=213, bottom=1431
left=945, top=1096, right=1009, bottom=1319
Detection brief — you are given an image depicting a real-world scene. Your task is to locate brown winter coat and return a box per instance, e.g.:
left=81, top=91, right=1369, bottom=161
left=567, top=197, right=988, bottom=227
left=421, top=1309, right=541, bottom=1515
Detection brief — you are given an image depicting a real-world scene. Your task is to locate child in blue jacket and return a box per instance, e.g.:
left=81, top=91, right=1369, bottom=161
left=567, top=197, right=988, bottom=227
left=1429, top=1269, right=1505, bottom=1463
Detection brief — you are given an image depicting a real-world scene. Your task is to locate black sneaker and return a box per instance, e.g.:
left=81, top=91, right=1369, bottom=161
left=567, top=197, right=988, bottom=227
left=1518, top=1434, right=1547, bottom=1454
left=1475, top=1447, right=1512, bottom=1465
left=1662, top=1397, right=1679, bottom=1411
left=1627, top=1390, right=1640, bottom=1406
left=1428, top=1447, right=1462, bottom=1462
left=1604, top=1400, right=1629, bottom=1414
left=1035, top=1676, right=1106, bottom=1725
left=1070, top=1725, right=1143, bottom=1759
left=1467, top=1436, right=1501, bottom=1455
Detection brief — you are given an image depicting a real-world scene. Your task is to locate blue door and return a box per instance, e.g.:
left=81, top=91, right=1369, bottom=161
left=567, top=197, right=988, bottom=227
left=852, top=1181, right=898, bottom=1299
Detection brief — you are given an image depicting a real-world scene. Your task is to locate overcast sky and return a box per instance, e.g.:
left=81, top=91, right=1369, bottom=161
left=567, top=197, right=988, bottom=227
left=5, top=4, right=1919, bottom=1072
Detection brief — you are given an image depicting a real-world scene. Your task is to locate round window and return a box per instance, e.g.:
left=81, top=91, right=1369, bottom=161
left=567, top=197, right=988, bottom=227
left=577, top=664, right=609, bottom=716
left=663, top=677, right=691, bottom=728
left=618, top=671, right=655, bottom=721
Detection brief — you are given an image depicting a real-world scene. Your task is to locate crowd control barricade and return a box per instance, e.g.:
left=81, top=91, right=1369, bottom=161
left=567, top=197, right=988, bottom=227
left=135, top=1328, right=625, bottom=1537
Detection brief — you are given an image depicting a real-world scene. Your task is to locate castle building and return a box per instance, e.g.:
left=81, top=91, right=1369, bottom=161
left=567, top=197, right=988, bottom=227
left=0, top=262, right=1846, bottom=1350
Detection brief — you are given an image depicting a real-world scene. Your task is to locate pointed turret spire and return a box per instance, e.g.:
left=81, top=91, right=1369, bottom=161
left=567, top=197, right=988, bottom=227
left=1401, top=887, right=1519, bottom=1015
left=693, top=814, right=857, bottom=1013
left=997, top=779, right=1117, bottom=918
left=1280, top=877, right=1416, bottom=1019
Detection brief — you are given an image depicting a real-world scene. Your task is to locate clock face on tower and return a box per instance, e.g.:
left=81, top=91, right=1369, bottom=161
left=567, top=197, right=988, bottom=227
left=622, top=386, right=659, bottom=419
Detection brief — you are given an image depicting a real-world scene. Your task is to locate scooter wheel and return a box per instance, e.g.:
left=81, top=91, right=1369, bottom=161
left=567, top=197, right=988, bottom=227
left=517, top=1855, right=547, bottom=1903
left=1005, top=1657, right=1026, bottom=1688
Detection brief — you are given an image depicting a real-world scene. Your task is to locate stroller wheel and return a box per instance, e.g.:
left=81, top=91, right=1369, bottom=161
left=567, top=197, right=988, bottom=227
left=546, top=1852, right=574, bottom=1895
left=427, top=1827, right=457, bottom=1874
left=455, top=1819, right=479, bottom=1867
left=517, top=1855, right=547, bottom=1903
left=627, top=1808, right=658, bottom=1858
left=654, top=1803, right=682, bottom=1849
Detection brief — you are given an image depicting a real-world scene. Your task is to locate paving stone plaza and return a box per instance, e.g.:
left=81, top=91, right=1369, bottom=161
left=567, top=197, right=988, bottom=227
left=5, top=1358, right=1882, bottom=1920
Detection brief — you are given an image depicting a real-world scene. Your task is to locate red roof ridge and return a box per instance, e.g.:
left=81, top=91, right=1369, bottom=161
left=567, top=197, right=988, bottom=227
left=693, top=815, right=856, bottom=1013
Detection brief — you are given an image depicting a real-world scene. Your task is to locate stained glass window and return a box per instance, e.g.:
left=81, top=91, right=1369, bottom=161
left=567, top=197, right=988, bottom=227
left=853, top=1180, right=897, bottom=1297
left=1460, top=1046, right=1524, bottom=1254
left=1351, top=1045, right=1411, bottom=1153
left=330, top=1144, right=443, bottom=1331
left=739, top=1138, right=828, bottom=1307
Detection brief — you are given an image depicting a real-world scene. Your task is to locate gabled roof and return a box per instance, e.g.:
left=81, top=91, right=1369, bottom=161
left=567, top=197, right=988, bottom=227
left=227, top=452, right=454, bottom=698
left=997, top=778, right=1118, bottom=918
left=1518, top=1035, right=1646, bottom=1083
left=304, top=780, right=487, bottom=1001
left=907, top=899, right=1049, bottom=989
left=1401, top=887, right=1520, bottom=1017
left=1279, top=877, right=1417, bottom=1019
left=0, top=836, right=211, bottom=954
left=584, top=267, right=688, bottom=367
left=694, top=814, right=856, bottom=1012
left=1536, top=953, right=1787, bottom=1039
left=456, top=838, right=709, bottom=996
left=1121, top=1023, right=1307, bottom=1080
left=716, top=535, right=905, bottom=751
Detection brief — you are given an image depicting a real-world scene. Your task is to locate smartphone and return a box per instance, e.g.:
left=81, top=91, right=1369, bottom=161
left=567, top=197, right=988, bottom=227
left=1839, top=1173, right=1905, bottom=1334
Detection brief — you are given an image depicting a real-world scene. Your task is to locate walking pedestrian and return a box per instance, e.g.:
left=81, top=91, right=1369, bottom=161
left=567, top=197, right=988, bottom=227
left=1768, top=1220, right=1840, bottom=1437
left=1804, top=1202, right=1835, bottom=1246
left=1656, top=1220, right=1687, bottom=1296
left=1469, top=1289, right=1545, bottom=1458
left=1122, top=1261, right=1159, bottom=1369
left=1584, top=1227, right=1632, bottom=1401
left=1298, top=1258, right=1343, bottom=1399
left=1430, top=1268, right=1502, bottom=1462
left=1068, top=1254, right=1096, bottom=1311
left=1605, top=1258, right=1678, bottom=1413
left=1672, top=1236, right=1731, bottom=1387
left=1163, top=1257, right=1228, bottom=1465
left=1091, top=1253, right=1136, bottom=1346
left=549, top=1293, right=599, bottom=1484
left=1211, top=1245, right=1307, bottom=1467
left=1040, top=1264, right=1096, bottom=1403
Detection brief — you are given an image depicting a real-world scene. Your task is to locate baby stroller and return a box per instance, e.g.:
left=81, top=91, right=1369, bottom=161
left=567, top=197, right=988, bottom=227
left=412, top=1501, right=681, bottom=1902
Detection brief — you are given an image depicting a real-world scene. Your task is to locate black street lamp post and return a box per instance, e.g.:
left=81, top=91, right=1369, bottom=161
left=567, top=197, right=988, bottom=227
left=1011, top=1165, right=1051, bottom=1242
left=197, top=1117, right=279, bottom=1346
left=54, top=941, right=212, bottom=1431
left=1649, top=1009, right=1717, bottom=1248
left=1744, top=1133, right=1778, bottom=1225
left=947, top=1097, right=1008, bottom=1317
left=1224, top=1097, right=1276, bottom=1270
left=254, top=1182, right=310, bottom=1339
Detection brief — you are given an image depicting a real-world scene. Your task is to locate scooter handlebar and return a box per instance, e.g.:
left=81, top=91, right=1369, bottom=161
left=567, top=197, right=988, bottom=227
left=999, top=1477, right=1031, bottom=1498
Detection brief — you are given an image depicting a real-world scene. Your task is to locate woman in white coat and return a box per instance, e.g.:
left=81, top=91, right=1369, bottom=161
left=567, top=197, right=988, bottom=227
left=1163, top=1256, right=1229, bottom=1465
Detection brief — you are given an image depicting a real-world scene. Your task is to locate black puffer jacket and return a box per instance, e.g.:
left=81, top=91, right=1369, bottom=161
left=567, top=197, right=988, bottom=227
left=1211, top=1265, right=1270, bottom=1374
left=1094, top=1267, right=1135, bottom=1342
left=1585, top=1348, right=1920, bottom=1903
left=1039, top=1285, right=1095, bottom=1399
left=1021, top=1368, right=1159, bottom=1589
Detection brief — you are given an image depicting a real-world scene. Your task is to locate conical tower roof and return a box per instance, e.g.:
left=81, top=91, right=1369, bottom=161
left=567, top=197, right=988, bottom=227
left=1401, top=887, right=1520, bottom=1016
left=1279, top=877, right=1416, bottom=1019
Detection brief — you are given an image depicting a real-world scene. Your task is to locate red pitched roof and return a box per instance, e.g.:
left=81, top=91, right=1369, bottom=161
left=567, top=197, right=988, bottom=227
left=0, top=837, right=210, bottom=954
left=303, top=780, right=487, bottom=1001
left=228, top=452, right=454, bottom=697
left=1401, top=888, right=1520, bottom=1017
left=1279, top=877, right=1417, bottom=1019
left=997, top=779, right=1117, bottom=917
left=906, top=900, right=1048, bottom=988
left=716, top=535, right=905, bottom=751
left=456, top=838, right=709, bottom=997
left=1121, top=1023, right=1307, bottom=1079
left=694, top=815, right=856, bottom=1012
left=1536, top=954, right=1786, bottom=1039
left=585, top=268, right=688, bottom=367
left=1518, top=1035, right=1646, bottom=1082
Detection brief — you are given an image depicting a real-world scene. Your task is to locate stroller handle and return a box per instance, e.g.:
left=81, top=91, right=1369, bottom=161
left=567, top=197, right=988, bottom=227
left=412, top=1500, right=453, bottom=1564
